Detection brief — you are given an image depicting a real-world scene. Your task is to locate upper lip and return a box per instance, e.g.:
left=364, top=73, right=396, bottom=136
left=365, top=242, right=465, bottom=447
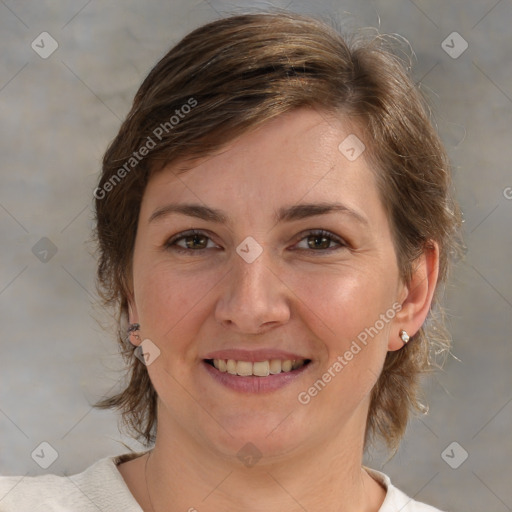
left=203, top=349, right=310, bottom=362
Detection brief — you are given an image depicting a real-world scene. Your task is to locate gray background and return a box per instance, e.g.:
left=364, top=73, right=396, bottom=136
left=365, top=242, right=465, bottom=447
left=1, top=1, right=511, bottom=511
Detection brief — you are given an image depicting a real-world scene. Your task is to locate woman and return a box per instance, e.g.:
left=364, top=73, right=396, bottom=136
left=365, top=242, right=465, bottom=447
left=0, top=11, right=461, bottom=512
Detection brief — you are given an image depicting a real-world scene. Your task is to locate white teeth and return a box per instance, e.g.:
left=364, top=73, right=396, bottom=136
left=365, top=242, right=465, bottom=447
left=281, top=360, right=292, bottom=372
left=211, top=358, right=306, bottom=376
left=253, top=361, right=270, bottom=377
left=269, top=359, right=282, bottom=374
left=236, top=360, right=253, bottom=376
left=226, top=359, right=237, bottom=374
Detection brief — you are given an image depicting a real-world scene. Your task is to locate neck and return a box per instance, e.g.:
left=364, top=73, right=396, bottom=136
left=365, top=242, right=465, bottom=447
left=138, top=408, right=385, bottom=512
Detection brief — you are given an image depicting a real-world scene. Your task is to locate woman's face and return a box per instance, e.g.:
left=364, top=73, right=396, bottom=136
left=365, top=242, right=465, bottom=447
left=130, top=107, right=408, bottom=460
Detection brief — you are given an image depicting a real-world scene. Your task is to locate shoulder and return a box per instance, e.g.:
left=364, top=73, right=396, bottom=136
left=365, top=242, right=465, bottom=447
left=366, top=468, right=448, bottom=512
left=0, top=454, right=143, bottom=512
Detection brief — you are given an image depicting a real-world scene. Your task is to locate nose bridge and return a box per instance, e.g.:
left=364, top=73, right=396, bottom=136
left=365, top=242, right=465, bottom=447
left=231, top=244, right=275, bottom=306
left=235, top=249, right=270, bottom=295
left=215, top=242, right=289, bottom=331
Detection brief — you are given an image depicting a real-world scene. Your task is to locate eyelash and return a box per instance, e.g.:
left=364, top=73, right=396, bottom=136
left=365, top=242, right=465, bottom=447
left=165, top=229, right=347, bottom=255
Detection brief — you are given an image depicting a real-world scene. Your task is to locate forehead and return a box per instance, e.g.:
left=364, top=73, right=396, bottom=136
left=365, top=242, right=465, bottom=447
left=141, top=108, right=384, bottom=225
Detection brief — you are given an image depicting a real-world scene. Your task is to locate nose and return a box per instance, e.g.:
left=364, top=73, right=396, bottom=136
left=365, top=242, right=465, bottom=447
left=214, top=247, right=291, bottom=334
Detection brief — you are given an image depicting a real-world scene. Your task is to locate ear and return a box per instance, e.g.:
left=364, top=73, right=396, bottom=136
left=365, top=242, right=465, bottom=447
left=388, top=241, right=440, bottom=351
left=126, top=288, right=142, bottom=347
left=124, top=271, right=139, bottom=323
left=127, top=297, right=140, bottom=324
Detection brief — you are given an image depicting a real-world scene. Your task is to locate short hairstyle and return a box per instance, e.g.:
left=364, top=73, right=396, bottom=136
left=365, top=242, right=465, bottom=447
left=94, top=11, right=462, bottom=452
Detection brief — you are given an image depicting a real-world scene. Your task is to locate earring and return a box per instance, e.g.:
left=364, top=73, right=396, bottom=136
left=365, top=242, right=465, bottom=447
left=399, top=329, right=410, bottom=345
left=126, top=323, right=141, bottom=346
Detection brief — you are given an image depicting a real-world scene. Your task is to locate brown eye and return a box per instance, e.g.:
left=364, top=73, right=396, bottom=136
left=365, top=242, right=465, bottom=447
left=294, top=230, right=346, bottom=252
left=182, top=233, right=208, bottom=249
left=307, top=234, right=332, bottom=250
left=165, top=230, right=219, bottom=253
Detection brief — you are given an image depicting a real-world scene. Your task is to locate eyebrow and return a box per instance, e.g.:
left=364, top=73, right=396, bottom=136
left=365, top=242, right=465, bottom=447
left=148, top=202, right=368, bottom=226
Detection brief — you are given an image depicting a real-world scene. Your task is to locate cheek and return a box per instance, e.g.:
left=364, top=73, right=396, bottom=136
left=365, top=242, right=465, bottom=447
left=294, top=265, right=394, bottom=347
left=134, top=260, right=213, bottom=349
left=292, top=269, right=394, bottom=410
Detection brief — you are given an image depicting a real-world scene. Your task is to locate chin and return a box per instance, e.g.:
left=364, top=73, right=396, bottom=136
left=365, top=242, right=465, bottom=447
left=204, top=413, right=310, bottom=463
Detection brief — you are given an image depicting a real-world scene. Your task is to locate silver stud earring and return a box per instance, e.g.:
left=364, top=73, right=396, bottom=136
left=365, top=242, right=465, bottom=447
left=126, top=323, right=141, bottom=346
left=399, top=329, right=410, bottom=345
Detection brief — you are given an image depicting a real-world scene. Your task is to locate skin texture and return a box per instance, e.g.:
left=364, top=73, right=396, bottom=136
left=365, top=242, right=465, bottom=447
left=118, top=107, right=439, bottom=512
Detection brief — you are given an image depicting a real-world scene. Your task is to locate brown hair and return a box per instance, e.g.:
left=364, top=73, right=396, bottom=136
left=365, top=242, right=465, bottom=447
left=94, top=11, right=462, bottom=452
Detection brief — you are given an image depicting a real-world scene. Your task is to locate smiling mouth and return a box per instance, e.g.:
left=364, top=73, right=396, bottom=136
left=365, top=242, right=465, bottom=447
left=204, top=358, right=311, bottom=377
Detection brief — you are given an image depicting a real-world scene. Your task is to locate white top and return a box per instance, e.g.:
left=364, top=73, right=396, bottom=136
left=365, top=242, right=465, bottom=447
left=0, top=454, right=445, bottom=511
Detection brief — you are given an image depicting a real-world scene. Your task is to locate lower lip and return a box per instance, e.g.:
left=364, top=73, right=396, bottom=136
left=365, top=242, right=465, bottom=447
left=202, top=360, right=311, bottom=393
